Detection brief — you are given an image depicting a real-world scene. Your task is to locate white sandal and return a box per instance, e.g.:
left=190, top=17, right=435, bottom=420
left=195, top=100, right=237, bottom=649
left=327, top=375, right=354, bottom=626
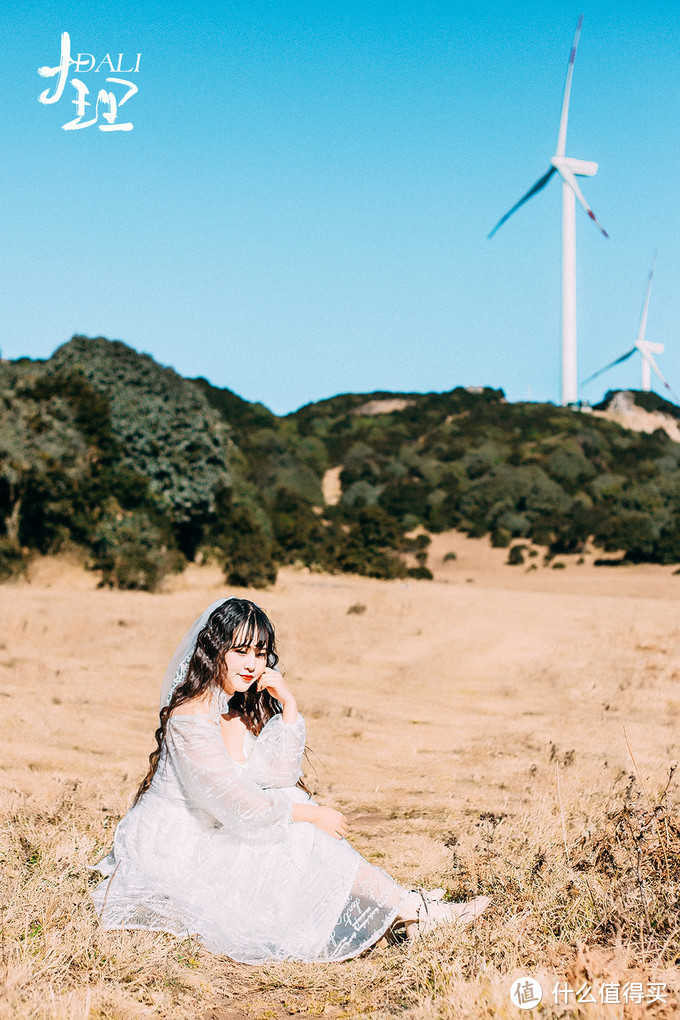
left=402, top=890, right=490, bottom=940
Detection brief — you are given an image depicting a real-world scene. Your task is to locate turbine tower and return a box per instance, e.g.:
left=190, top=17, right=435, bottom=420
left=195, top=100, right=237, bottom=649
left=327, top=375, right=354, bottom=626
left=489, top=16, right=608, bottom=407
left=582, top=256, right=679, bottom=401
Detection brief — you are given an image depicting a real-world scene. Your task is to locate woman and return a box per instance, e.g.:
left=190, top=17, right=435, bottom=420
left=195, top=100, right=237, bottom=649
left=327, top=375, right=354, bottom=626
left=91, top=598, right=489, bottom=962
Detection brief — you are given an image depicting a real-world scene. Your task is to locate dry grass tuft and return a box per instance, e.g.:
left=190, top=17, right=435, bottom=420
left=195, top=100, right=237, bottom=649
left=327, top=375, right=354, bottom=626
left=571, top=768, right=680, bottom=957
left=3, top=775, right=679, bottom=1017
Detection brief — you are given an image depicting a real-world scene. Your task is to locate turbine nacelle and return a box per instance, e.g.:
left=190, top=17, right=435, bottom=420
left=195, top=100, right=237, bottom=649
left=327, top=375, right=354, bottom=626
left=551, top=156, right=608, bottom=237
left=637, top=340, right=666, bottom=393
left=550, top=156, right=598, bottom=177
left=637, top=340, right=664, bottom=356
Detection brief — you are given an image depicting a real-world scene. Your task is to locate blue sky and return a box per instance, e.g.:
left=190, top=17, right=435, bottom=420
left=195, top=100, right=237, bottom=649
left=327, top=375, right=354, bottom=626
left=2, top=0, right=679, bottom=413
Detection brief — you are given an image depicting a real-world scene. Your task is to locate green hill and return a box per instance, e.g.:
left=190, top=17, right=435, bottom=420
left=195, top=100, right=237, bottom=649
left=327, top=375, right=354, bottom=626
left=2, top=335, right=680, bottom=588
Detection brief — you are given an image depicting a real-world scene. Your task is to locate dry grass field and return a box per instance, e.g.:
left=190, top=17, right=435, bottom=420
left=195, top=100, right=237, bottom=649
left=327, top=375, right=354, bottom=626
left=1, top=535, right=679, bottom=1019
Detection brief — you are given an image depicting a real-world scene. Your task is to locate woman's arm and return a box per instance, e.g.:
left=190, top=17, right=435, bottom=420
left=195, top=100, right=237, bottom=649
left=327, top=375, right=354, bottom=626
left=167, top=717, right=294, bottom=842
left=246, top=668, right=306, bottom=787
left=246, top=712, right=306, bottom=788
left=167, top=716, right=348, bottom=842
left=167, top=714, right=350, bottom=840
left=291, top=802, right=348, bottom=840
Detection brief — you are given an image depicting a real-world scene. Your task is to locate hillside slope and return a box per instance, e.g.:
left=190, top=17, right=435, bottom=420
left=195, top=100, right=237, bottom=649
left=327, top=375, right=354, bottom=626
left=2, top=336, right=680, bottom=587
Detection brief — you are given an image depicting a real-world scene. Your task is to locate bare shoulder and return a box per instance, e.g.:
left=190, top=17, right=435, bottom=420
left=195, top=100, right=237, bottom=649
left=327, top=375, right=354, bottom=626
left=169, top=693, right=212, bottom=718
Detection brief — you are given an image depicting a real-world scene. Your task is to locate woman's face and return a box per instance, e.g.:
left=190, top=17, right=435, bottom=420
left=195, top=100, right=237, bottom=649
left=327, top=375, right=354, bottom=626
left=220, top=626, right=268, bottom=695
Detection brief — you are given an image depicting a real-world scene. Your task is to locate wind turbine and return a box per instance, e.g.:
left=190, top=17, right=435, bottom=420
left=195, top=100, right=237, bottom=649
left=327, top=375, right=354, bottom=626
left=582, top=256, right=679, bottom=402
left=488, top=15, right=608, bottom=407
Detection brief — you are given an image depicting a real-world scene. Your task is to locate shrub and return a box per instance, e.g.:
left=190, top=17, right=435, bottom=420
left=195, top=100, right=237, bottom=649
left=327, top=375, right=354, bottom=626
left=461, top=464, right=571, bottom=539
left=0, top=537, right=27, bottom=581
left=495, top=511, right=530, bottom=537
left=547, top=442, right=596, bottom=488
left=342, top=480, right=382, bottom=508
left=91, top=509, right=182, bottom=591
left=334, top=506, right=408, bottom=579
left=461, top=440, right=509, bottom=480
left=378, top=477, right=427, bottom=523
left=507, top=545, right=525, bottom=566
left=407, top=565, right=433, bottom=580
left=219, top=504, right=277, bottom=588
left=269, top=487, right=326, bottom=565
left=594, top=511, right=659, bottom=563
left=340, top=442, right=380, bottom=487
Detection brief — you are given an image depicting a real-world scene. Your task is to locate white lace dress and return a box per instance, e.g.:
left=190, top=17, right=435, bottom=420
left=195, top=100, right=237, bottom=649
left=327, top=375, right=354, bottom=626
left=91, top=695, right=407, bottom=962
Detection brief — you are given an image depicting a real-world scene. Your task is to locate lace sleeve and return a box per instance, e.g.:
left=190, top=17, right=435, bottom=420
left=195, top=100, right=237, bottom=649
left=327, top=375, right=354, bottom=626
left=246, top=713, right=306, bottom=788
left=165, top=716, right=293, bottom=843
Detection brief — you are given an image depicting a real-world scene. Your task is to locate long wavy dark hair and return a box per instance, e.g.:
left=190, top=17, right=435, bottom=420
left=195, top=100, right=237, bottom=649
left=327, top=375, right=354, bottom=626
left=134, top=599, right=282, bottom=805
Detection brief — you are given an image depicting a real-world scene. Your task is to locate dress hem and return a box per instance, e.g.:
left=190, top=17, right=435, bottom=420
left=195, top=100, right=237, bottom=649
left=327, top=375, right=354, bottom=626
left=91, top=889, right=411, bottom=964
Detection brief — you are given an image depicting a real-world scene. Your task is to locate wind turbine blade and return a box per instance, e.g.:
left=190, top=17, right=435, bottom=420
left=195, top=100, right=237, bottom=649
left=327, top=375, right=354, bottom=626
left=558, top=165, right=609, bottom=237
left=581, top=348, right=636, bottom=386
left=636, top=252, right=658, bottom=344
left=644, top=351, right=680, bottom=404
left=488, top=166, right=557, bottom=238
left=555, top=15, right=583, bottom=158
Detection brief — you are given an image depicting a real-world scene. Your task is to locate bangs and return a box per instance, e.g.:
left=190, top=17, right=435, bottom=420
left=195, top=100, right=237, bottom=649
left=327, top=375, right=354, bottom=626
left=231, top=608, right=272, bottom=651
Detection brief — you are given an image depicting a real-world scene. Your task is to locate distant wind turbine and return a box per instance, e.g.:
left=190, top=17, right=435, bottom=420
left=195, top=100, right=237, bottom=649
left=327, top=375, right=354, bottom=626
left=488, top=15, right=608, bottom=407
left=582, top=256, right=679, bottom=402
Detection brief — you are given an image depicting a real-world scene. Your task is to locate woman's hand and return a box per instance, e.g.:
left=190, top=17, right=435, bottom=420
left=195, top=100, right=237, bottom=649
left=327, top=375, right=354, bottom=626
left=256, top=667, right=297, bottom=722
left=290, top=803, right=349, bottom=840
left=312, top=806, right=348, bottom=840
